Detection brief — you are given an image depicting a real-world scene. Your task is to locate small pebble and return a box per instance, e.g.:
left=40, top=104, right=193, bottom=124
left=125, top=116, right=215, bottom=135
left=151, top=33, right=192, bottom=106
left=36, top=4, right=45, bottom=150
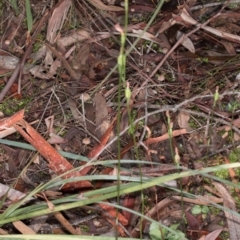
left=82, top=137, right=90, bottom=145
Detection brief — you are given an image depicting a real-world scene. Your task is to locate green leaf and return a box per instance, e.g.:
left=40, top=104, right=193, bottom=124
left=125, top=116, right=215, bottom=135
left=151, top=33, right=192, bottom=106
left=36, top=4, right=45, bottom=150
left=167, top=230, right=186, bottom=240
left=125, top=86, right=131, bottom=103
left=149, top=222, right=163, bottom=240
left=191, top=205, right=201, bottom=215
left=201, top=205, right=209, bottom=214
left=25, top=0, right=33, bottom=32
left=9, top=0, right=19, bottom=15
left=167, top=224, right=185, bottom=240
left=170, top=223, right=180, bottom=230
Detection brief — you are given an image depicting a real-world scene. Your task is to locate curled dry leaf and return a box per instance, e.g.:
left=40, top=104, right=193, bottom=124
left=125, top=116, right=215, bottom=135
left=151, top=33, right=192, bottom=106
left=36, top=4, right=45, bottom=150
left=176, top=30, right=195, bottom=53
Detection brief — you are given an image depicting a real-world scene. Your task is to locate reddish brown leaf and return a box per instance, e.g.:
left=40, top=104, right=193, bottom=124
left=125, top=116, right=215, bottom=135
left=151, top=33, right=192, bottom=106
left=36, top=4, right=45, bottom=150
left=94, top=167, right=113, bottom=189
left=9, top=83, right=22, bottom=99
left=224, top=157, right=236, bottom=179
left=98, top=202, right=128, bottom=236
left=205, top=228, right=223, bottom=240
left=185, top=211, right=200, bottom=230
left=122, top=196, right=135, bottom=221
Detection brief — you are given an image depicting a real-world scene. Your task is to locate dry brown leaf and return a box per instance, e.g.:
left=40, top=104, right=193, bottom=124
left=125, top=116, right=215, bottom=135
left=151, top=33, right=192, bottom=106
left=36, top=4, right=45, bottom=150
left=95, top=92, right=110, bottom=138
left=68, top=99, right=83, bottom=123
left=13, top=221, right=36, bottom=234
left=220, top=40, right=236, bottom=55
left=179, top=8, right=240, bottom=43
left=132, top=29, right=164, bottom=45
left=87, top=0, right=123, bottom=11
left=94, top=92, right=116, bottom=152
left=177, top=111, right=191, bottom=131
left=204, top=228, right=223, bottom=240
left=54, top=211, right=80, bottom=235
left=45, top=0, right=72, bottom=65
left=45, top=115, right=54, bottom=134
left=45, top=42, right=81, bottom=81
left=0, top=228, right=9, bottom=234
left=205, top=50, right=235, bottom=65
left=28, top=65, right=53, bottom=79
left=72, top=44, right=90, bottom=70
left=57, top=29, right=90, bottom=48
left=172, top=195, right=223, bottom=205
left=0, top=126, right=17, bottom=138
left=213, top=182, right=240, bottom=240
left=28, top=215, right=48, bottom=233
left=48, top=133, right=66, bottom=144
left=47, top=1, right=72, bottom=42
left=0, top=183, right=34, bottom=203
left=177, top=31, right=195, bottom=53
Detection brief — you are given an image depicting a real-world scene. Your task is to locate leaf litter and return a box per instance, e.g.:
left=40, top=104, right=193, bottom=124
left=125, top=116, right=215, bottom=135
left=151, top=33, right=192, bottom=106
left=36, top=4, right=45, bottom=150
left=0, top=0, right=240, bottom=239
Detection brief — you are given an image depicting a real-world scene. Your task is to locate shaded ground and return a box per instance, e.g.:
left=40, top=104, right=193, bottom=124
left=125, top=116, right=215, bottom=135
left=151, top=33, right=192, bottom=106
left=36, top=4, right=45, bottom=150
left=0, top=0, right=240, bottom=239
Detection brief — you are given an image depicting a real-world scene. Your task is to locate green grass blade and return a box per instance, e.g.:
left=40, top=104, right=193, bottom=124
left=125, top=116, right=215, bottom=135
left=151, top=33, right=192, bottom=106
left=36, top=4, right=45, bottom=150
left=25, top=0, right=33, bottom=32
left=9, top=0, right=19, bottom=15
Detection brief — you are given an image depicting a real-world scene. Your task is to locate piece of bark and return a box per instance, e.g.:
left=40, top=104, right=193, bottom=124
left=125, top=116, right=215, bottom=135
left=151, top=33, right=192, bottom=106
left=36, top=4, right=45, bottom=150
left=14, top=119, right=92, bottom=190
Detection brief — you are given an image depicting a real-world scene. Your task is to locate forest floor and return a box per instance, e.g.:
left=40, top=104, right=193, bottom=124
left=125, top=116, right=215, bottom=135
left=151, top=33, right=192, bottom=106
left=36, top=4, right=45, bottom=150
left=0, top=0, right=240, bottom=239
